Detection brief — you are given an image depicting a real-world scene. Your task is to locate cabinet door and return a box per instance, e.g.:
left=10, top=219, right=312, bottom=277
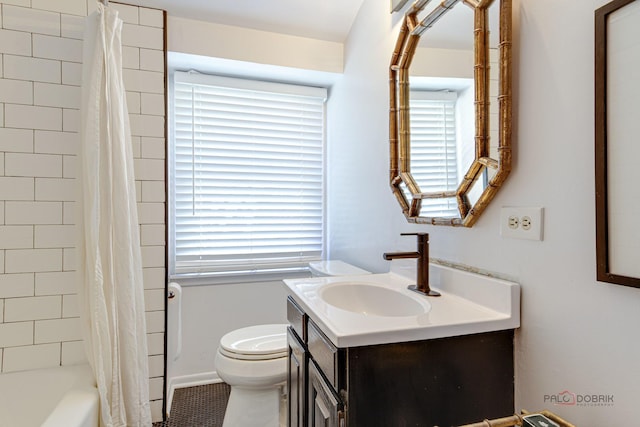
left=307, top=360, right=344, bottom=427
left=288, top=328, right=307, bottom=427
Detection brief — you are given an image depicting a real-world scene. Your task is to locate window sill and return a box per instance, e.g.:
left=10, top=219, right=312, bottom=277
left=169, top=269, right=313, bottom=287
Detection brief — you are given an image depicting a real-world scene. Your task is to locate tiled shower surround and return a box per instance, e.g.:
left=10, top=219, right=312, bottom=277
left=0, top=0, right=166, bottom=421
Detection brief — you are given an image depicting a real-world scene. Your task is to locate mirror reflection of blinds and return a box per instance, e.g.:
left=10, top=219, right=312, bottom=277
left=172, top=71, right=327, bottom=277
left=409, top=91, right=459, bottom=217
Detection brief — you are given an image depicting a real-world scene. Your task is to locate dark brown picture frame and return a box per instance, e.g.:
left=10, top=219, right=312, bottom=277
left=595, top=0, right=640, bottom=288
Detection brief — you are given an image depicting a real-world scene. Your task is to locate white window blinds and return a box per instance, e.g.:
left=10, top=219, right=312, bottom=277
left=171, top=72, right=327, bottom=278
left=409, top=91, right=459, bottom=216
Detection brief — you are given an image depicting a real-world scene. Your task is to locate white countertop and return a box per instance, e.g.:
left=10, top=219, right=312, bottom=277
left=283, top=263, right=520, bottom=347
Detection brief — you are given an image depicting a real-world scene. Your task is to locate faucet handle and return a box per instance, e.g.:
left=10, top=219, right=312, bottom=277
left=401, top=232, right=429, bottom=249
left=401, top=232, right=429, bottom=242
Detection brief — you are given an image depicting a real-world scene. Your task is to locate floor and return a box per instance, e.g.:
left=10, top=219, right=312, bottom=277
left=153, top=383, right=231, bottom=427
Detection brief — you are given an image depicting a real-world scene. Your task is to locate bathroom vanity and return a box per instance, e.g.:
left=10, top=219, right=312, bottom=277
left=283, top=264, right=520, bottom=427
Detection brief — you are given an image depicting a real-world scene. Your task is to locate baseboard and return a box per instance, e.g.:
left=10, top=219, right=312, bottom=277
left=166, top=371, right=222, bottom=416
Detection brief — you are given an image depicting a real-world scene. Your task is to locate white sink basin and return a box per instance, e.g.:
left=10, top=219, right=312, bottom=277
left=284, top=263, right=520, bottom=347
left=320, top=282, right=430, bottom=317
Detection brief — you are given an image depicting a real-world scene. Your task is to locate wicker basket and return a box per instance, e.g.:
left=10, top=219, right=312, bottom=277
left=457, top=410, right=576, bottom=427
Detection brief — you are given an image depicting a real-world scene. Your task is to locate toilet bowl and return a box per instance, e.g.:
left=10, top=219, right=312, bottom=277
left=215, top=324, right=288, bottom=427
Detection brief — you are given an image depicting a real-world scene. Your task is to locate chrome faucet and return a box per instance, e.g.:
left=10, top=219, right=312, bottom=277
left=383, top=233, right=440, bottom=297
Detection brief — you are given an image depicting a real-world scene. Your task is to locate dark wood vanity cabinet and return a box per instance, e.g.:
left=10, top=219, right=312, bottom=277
left=307, top=360, right=344, bottom=427
left=287, top=296, right=345, bottom=427
left=286, top=296, right=515, bottom=427
left=287, top=296, right=308, bottom=427
left=287, top=328, right=307, bottom=427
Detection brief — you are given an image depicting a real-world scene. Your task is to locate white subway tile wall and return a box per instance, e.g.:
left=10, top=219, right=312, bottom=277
left=2, top=6, right=61, bottom=36
left=0, top=128, right=33, bottom=152
left=3, top=55, right=61, bottom=83
left=0, top=273, right=34, bottom=297
left=61, top=339, right=86, bottom=364
left=0, top=28, right=32, bottom=55
left=147, top=331, right=164, bottom=355
left=0, top=1, right=166, bottom=422
left=0, top=0, right=30, bottom=7
left=3, top=342, right=60, bottom=372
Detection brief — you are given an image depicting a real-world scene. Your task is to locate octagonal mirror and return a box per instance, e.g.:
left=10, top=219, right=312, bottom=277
left=389, top=0, right=512, bottom=226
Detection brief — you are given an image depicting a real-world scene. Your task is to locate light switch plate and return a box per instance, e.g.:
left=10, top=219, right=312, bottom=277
left=500, top=207, right=544, bottom=241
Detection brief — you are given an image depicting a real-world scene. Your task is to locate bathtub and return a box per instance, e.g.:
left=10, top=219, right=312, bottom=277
left=0, top=364, right=99, bottom=427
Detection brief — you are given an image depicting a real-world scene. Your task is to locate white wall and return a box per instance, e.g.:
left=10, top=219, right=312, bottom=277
left=164, top=19, right=331, bottom=393
left=168, top=16, right=343, bottom=74
left=166, top=281, right=288, bottom=389
left=328, top=0, right=640, bottom=424
left=0, top=1, right=166, bottom=421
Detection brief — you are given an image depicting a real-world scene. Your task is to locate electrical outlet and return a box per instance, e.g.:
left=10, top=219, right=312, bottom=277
left=500, top=207, right=544, bottom=241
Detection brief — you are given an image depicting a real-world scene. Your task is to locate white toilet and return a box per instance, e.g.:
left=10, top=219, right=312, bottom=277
left=215, top=261, right=369, bottom=427
left=309, top=260, right=371, bottom=277
left=215, top=324, right=289, bottom=427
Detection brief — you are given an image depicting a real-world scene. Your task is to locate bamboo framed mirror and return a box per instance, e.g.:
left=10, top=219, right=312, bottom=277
left=389, top=0, right=512, bottom=226
left=595, top=0, right=640, bottom=288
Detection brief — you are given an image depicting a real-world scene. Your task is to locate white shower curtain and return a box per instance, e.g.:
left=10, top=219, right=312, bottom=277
left=78, top=4, right=152, bottom=426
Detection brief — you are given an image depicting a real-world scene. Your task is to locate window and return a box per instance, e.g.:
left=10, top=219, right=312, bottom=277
left=169, top=71, right=327, bottom=281
left=409, top=90, right=460, bottom=216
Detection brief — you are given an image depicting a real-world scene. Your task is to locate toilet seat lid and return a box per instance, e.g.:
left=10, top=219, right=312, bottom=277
left=220, top=324, right=288, bottom=360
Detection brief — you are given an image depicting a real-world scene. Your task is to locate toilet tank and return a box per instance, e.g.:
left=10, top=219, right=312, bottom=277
left=308, top=260, right=370, bottom=277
